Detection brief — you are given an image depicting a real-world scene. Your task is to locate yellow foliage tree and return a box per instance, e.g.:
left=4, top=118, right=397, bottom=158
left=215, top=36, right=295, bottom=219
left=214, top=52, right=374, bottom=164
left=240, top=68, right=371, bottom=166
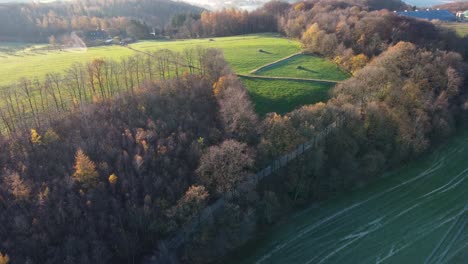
left=302, top=23, right=322, bottom=53
left=0, top=252, right=9, bottom=264
left=351, top=54, right=369, bottom=74
left=4, top=172, right=31, bottom=201
left=294, top=2, right=305, bottom=12
left=73, top=149, right=99, bottom=189
left=31, top=129, right=42, bottom=145
left=213, top=76, right=227, bottom=96
left=108, top=174, right=118, bottom=186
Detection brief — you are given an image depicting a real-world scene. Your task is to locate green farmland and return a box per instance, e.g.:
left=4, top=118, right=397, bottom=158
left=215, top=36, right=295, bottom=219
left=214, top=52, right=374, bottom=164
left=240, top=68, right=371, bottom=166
left=0, top=34, right=300, bottom=86
left=230, top=129, right=468, bottom=264
left=0, top=34, right=348, bottom=116
left=131, top=35, right=301, bottom=75
left=241, top=77, right=333, bottom=115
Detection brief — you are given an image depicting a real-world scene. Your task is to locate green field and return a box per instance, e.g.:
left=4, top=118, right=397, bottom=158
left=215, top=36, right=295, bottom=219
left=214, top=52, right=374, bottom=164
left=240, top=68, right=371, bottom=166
left=442, top=23, right=468, bottom=37
left=230, top=129, right=468, bottom=264
left=131, top=35, right=301, bottom=74
left=0, top=34, right=349, bottom=117
left=241, top=77, right=332, bottom=115
left=254, top=54, right=350, bottom=81
left=0, top=34, right=300, bottom=86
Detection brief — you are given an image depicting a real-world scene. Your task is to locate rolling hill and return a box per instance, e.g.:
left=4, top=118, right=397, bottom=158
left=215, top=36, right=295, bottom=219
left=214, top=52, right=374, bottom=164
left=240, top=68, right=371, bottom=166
left=231, top=129, right=468, bottom=264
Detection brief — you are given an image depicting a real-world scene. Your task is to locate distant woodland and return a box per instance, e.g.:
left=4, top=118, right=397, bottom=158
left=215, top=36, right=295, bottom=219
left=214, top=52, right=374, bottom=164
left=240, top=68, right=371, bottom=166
left=0, top=0, right=468, bottom=263
left=0, top=0, right=203, bottom=42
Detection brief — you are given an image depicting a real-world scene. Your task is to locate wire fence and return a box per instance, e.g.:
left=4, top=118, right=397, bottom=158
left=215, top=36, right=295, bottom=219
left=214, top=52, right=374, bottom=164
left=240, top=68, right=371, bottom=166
left=145, top=117, right=343, bottom=262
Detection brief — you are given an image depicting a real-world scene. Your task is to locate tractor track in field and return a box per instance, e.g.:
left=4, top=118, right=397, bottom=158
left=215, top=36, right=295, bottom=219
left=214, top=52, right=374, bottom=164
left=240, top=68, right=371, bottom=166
left=231, top=133, right=468, bottom=264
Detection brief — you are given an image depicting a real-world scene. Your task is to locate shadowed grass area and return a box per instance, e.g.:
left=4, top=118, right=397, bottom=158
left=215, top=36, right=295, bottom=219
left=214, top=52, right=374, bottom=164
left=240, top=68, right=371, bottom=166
left=241, top=77, right=333, bottom=116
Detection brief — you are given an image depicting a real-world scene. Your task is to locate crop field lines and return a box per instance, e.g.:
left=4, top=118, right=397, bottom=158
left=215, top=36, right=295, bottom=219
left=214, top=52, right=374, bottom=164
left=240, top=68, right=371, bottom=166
left=232, top=132, right=468, bottom=264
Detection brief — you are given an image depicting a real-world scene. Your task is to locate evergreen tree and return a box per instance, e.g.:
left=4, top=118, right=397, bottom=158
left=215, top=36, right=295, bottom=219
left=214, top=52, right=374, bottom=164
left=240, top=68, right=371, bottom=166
left=72, top=149, right=99, bottom=189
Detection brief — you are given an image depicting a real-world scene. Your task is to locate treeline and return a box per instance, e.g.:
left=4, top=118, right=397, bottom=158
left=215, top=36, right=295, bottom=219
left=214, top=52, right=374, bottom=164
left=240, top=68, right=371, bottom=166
left=168, top=0, right=411, bottom=38
left=168, top=8, right=279, bottom=38
left=0, top=48, right=261, bottom=263
left=290, top=0, right=468, bottom=73
left=0, top=47, right=227, bottom=136
left=0, top=0, right=202, bottom=42
left=257, top=42, right=467, bottom=200
left=170, top=0, right=468, bottom=72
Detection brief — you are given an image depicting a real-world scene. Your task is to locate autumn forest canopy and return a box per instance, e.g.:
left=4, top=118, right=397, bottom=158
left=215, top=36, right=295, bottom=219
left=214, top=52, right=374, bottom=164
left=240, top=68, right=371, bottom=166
left=0, top=0, right=467, bottom=263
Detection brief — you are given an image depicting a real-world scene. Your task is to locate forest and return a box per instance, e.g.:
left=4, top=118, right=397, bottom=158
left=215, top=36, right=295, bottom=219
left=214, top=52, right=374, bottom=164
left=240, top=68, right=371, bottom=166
left=0, top=0, right=467, bottom=263
left=0, top=0, right=413, bottom=43
left=0, top=0, right=202, bottom=42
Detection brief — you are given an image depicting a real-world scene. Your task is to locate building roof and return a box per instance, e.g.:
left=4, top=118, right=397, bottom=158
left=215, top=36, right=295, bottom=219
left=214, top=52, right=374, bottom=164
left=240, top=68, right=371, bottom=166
left=397, top=10, right=456, bottom=22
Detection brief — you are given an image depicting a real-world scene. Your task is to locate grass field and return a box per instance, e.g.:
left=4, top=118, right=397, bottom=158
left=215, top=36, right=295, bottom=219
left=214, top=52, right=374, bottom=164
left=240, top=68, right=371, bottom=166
left=132, top=35, right=301, bottom=74
left=0, top=34, right=348, bottom=117
left=442, top=23, right=468, bottom=37
left=229, top=129, right=468, bottom=264
left=0, top=34, right=300, bottom=86
left=254, top=54, right=350, bottom=81
left=241, top=77, right=333, bottom=115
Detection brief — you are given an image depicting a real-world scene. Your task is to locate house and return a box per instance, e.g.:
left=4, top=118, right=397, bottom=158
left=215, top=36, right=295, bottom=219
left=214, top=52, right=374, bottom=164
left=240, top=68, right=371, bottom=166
left=86, top=29, right=109, bottom=41
left=456, top=11, right=468, bottom=22
left=397, top=9, right=456, bottom=22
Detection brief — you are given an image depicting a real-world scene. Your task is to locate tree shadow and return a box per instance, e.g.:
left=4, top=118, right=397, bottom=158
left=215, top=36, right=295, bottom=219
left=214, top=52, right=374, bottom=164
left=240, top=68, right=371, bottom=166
left=297, top=66, right=318, bottom=74
left=259, top=49, right=272, bottom=54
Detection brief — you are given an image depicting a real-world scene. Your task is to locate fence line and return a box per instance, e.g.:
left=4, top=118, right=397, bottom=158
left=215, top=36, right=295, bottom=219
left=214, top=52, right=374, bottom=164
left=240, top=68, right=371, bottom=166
left=145, top=117, right=343, bottom=263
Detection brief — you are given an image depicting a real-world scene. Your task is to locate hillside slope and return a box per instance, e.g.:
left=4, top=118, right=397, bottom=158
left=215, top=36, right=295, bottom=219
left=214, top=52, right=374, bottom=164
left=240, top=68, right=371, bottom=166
left=0, top=0, right=203, bottom=42
left=232, top=130, right=468, bottom=263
